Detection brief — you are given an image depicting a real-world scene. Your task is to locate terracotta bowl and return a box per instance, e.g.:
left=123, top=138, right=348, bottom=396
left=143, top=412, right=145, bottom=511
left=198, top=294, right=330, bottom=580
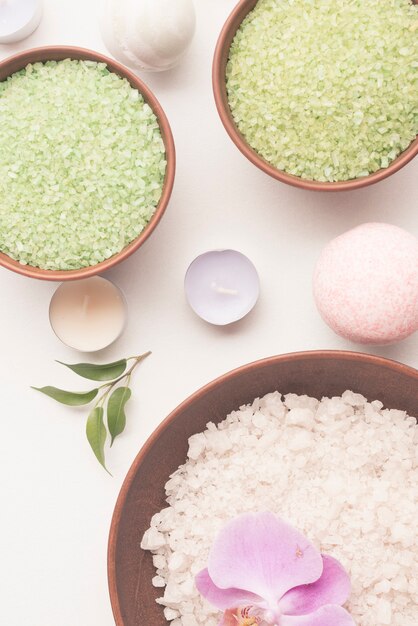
left=0, top=46, right=175, bottom=281
left=108, top=350, right=418, bottom=626
left=213, top=0, right=418, bottom=192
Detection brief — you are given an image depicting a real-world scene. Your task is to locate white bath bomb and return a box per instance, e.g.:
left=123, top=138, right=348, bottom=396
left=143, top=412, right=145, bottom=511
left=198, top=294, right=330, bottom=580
left=100, top=0, right=196, bottom=72
left=313, top=223, right=418, bottom=345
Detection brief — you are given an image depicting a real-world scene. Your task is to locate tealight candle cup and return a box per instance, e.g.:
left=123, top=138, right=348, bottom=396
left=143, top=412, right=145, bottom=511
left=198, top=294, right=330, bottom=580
left=49, top=276, right=127, bottom=352
left=0, top=0, right=42, bottom=44
left=185, top=249, right=260, bottom=325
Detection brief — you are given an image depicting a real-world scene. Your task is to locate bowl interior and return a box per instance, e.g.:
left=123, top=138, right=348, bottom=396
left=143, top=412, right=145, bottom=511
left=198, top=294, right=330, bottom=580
left=213, top=0, right=418, bottom=191
left=108, top=351, right=418, bottom=626
left=0, top=46, right=175, bottom=281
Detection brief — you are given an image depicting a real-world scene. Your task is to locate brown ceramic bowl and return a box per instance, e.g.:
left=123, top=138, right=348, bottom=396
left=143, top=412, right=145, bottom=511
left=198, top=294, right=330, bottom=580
left=108, top=350, right=418, bottom=626
left=0, top=46, right=175, bottom=281
left=213, top=0, right=418, bottom=192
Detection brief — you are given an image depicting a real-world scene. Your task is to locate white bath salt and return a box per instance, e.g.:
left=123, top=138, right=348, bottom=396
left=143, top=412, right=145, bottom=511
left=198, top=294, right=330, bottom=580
left=141, top=390, right=418, bottom=626
left=164, top=608, right=180, bottom=621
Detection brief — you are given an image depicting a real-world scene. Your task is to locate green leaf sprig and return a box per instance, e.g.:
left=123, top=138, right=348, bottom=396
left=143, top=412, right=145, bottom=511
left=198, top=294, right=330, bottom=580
left=32, top=351, right=151, bottom=473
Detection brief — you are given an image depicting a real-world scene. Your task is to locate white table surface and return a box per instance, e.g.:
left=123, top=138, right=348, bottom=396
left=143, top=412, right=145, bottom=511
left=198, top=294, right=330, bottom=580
left=0, top=1, right=417, bottom=624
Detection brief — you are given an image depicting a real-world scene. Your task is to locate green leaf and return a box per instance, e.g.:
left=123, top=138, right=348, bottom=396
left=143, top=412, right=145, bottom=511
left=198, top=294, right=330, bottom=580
left=86, top=406, right=109, bottom=472
left=56, top=359, right=127, bottom=381
left=32, top=386, right=98, bottom=406
left=107, top=387, right=132, bottom=446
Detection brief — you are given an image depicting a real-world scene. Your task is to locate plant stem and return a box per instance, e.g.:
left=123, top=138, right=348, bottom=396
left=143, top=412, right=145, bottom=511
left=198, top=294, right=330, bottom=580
left=96, top=351, right=151, bottom=400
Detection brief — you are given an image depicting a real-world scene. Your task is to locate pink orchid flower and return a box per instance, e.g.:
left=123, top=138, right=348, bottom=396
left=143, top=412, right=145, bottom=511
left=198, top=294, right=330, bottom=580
left=195, top=512, right=355, bottom=626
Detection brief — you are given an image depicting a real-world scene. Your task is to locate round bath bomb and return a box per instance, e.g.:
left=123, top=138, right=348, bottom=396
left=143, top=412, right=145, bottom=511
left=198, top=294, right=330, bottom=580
left=313, top=223, right=418, bottom=345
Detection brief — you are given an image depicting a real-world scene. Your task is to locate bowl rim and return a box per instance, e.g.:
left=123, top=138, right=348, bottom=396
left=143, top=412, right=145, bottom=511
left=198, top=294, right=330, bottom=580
left=107, top=349, right=418, bottom=625
left=212, top=0, right=418, bottom=192
left=0, top=45, right=176, bottom=281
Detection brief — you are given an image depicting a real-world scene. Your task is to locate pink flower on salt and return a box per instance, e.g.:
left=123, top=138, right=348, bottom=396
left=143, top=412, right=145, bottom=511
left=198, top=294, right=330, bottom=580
left=195, top=512, right=355, bottom=626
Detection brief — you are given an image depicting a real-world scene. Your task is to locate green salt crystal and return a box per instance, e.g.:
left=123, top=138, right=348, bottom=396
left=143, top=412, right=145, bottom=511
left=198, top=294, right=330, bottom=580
left=226, top=0, right=418, bottom=182
left=0, top=60, right=166, bottom=270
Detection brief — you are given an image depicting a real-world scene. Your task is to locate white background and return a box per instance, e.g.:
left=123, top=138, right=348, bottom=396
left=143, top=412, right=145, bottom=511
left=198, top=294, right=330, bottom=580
left=0, top=1, right=417, bottom=625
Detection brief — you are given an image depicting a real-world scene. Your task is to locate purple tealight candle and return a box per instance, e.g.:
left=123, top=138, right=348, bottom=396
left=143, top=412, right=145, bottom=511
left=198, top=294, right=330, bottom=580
left=185, top=250, right=260, bottom=325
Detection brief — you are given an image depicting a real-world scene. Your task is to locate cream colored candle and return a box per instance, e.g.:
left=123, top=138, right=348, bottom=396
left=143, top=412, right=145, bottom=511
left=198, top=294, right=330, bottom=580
left=49, top=277, right=127, bottom=352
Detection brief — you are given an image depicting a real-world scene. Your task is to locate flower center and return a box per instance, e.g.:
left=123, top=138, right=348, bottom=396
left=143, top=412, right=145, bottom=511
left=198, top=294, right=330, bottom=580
left=233, top=606, right=277, bottom=626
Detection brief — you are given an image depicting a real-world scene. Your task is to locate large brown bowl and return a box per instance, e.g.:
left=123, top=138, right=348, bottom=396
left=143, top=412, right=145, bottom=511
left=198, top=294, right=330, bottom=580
left=0, top=46, right=175, bottom=281
left=108, top=350, right=418, bottom=626
left=213, top=0, right=418, bottom=192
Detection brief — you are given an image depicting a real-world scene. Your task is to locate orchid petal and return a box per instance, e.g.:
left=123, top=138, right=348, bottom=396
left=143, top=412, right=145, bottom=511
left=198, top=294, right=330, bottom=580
left=195, top=568, right=262, bottom=610
left=218, top=609, right=239, bottom=626
left=207, top=512, right=323, bottom=601
left=279, top=555, right=351, bottom=616
left=281, top=605, right=355, bottom=626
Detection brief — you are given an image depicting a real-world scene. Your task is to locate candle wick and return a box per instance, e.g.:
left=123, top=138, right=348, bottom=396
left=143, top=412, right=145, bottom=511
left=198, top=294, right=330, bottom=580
left=211, top=281, right=239, bottom=296
left=81, top=294, right=90, bottom=316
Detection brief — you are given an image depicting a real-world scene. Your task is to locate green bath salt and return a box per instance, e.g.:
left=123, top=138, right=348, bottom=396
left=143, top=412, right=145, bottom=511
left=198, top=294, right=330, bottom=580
left=226, top=0, right=418, bottom=182
left=0, top=59, right=166, bottom=270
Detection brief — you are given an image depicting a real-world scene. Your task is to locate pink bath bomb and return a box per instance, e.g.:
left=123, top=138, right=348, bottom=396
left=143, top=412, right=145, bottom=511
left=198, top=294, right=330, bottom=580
left=313, top=223, right=418, bottom=345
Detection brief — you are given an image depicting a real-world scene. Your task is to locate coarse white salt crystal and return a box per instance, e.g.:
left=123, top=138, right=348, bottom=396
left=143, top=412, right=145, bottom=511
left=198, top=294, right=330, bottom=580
left=205, top=431, right=233, bottom=454
left=153, top=554, right=166, bottom=569
left=287, top=429, right=313, bottom=450
left=188, top=433, right=207, bottom=460
left=153, top=576, right=166, bottom=588
left=252, top=411, right=270, bottom=428
left=374, top=579, right=392, bottom=594
left=322, top=474, right=345, bottom=497
left=371, top=400, right=384, bottom=410
left=286, top=407, right=315, bottom=428
left=392, top=574, right=408, bottom=592
left=381, top=563, right=401, bottom=579
left=293, top=455, right=307, bottom=469
left=322, top=535, right=343, bottom=546
left=342, top=390, right=367, bottom=406
left=168, top=552, right=187, bottom=572
left=179, top=578, right=195, bottom=596
left=390, top=522, right=408, bottom=544
left=141, top=528, right=166, bottom=550
left=257, top=431, right=280, bottom=451
left=181, top=615, right=199, bottom=626
left=143, top=390, right=417, bottom=626
left=284, top=393, right=318, bottom=411
left=377, top=506, right=395, bottom=527
left=164, top=608, right=179, bottom=621
left=158, top=582, right=183, bottom=607
left=373, top=485, right=389, bottom=502
left=376, top=598, right=392, bottom=624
